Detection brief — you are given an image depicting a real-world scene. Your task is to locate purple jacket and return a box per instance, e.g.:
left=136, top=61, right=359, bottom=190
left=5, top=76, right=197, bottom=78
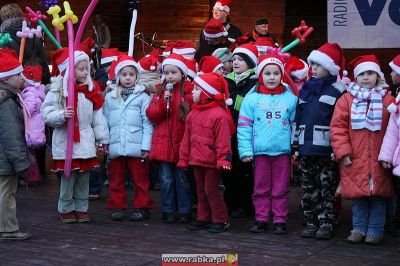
left=379, top=113, right=400, bottom=176
left=22, top=85, right=46, bottom=148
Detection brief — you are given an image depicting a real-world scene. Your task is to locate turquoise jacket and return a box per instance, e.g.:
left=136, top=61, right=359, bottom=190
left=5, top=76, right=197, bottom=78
left=237, top=85, right=297, bottom=159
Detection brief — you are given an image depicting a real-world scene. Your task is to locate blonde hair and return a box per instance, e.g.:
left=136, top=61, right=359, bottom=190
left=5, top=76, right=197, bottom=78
left=0, top=4, right=22, bottom=22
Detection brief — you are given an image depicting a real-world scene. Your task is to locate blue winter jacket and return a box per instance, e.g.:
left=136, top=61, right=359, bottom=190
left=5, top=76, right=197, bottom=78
left=238, top=86, right=297, bottom=159
left=103, top=85, right=153, bottom=159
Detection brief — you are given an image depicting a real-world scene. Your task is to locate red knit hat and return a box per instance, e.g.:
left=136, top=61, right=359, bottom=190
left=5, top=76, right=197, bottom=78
left=213, top=0, right=232, bottom=13
left=22, top=65, right=42, bottom=87
left=307, top=43, right=345, bottom=77
left=138, top=55, right=159, bottom=72
left=203, top=18, right=228, bottom=39
left=256, top=54, right=284, bottom=77
left=172, top=40, right=196, bottom=57
left=114, top=55, right=140, bottom=84
left=199, top=56, right=223, bottom=74
left=284, top=56, right=309, bottom=80
left=233, top=43, right=259, bottom=66
left=254, top=37, right=275, bottom=53
left=0, top=48, right=23, bottom=79
left=186, top=58, right=198, bottom=79
left=348, top=54, right=384, bottom=80
left=101, top=48, right=119, bottom=66
left=389, top=54, right=400, bottom=75
left=162, top=41, right=176, bottom=57
left=162, top=53, right=188, bottom=76
left=194, top=72, right=232, bottom=105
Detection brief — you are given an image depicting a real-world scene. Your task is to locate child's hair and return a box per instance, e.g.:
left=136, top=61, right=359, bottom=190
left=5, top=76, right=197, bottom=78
left=0, top=4, right=22, bottom=22
left=157, top=78, right=190, bottom=122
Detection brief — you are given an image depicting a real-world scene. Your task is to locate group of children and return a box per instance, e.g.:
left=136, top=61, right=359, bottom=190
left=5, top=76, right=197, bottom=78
left=1, top=19, right=400, bottom=245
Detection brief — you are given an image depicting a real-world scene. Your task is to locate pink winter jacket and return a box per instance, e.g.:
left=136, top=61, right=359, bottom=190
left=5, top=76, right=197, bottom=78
left=379, top=113, right=400, bottom=176
left=21, top=85, right=46, bottom=148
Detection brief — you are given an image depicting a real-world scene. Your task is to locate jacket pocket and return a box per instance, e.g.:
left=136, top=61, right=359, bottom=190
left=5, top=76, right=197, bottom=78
left=312, top=125, right=330, bottom=146
left=298, top=125, right=305, bottom=145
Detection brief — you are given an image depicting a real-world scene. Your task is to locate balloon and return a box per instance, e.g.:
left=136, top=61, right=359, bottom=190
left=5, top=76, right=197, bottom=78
left=38, top=20, right=62, bottom=49
left=54, top=27, right=61, bottom=44
left=39, top=0, right=59, bottom=9
left=128, top=9, right=137, bottom=56
left=281, top=39, right=300, bottom=53
left=16, top=21, right=43, bottom=63
left=0, top=33, right=13, bottom=47
left=64, top=19, right=75, bottom=178
left=281, top=20, right=314, bottom=53
left=48, top=2, right=78, bottom=32
left=25, top=7, right=47, bottom=23
left=74, top=0, right=99, bottom=49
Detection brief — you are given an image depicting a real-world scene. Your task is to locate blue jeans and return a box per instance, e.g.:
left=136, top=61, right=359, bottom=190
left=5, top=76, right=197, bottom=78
left=352, top=197, right=386, bottom=237
left=159, top=162, right=192, bottom=214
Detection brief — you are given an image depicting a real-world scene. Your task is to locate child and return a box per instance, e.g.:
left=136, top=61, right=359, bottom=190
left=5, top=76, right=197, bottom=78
left=284, top=56, right=309, bottom=92
left=146, top=53, right=193, bottom=223
left=103, top=55, right=155, bottom=221
left=138, top=54, right=161, bottom=96
left=178, top=72, right=234, bottom=233
left=41, top=48, right=109, bottom=223
left=212, top=48, right=233, bottom=76
left=198, top=56, right=224, bottom=75
left=0, top=49, right=31, bottom=241
left=224, top=43, right=259, bottom=219
left=332, top=55, right=394, bottom=244
left=389, top=55, right=400, bottom=95
left=238, top=54, right=297, bottom=234
left=295, top=43, right=346, bottom=239
left=21, top=65, right=46, bottom=185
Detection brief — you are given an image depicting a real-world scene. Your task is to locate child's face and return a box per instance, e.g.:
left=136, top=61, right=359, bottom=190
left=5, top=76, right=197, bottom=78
left=310, top=62, right=330, bottom=78
left=2, top=73, right=23, bottom=91
left=214, top=66, right=224, bottom=75
left=222, top=61, right=233, bottom=75
left=232, top=55, right=250, bottom=74
left=356, top=70, right=378, bottom=89
left=391, top=70, right=400, bottom=86
left=75, top=60, right=89, bottom=84
left=163, top=65, right=183, bottom=85
left=118, top=66, right=137, bottom=88
left=192, top=85, right=202, bottom=103
left=262, top=65, right=282, bottom=89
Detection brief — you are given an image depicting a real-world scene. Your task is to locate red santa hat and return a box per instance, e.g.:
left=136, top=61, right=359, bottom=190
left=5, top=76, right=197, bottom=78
left=307, top=42, right=345, bottom=77
left=0, top=49, right=23, bottom=79
left=114, top=55, right=140, bottom=84
left=185, top=58, right=198, bottom=79
left=256, top=54, right=284, bottom=77
left=213, top=0, right=232, bottom=13
left=101, top=48, right=119, bottom=66
left=389, top=54, right=400, bottom=75
left=233, top=43, right=259, bottom=66
left=284, top=56, right=309, bottom=80
left=162, top=53, right=188, bottom=76
left=22, top=65, right=42, bottom=87
left=51, top=47, right=69, bottom=76
left=138, top=55, right=159, bottom=72
left=107, top=60, right=118, bottom=89
left=194, top=72, right=232, bottom=105
left=203, top=18, right=228, bottom=39
left=162, top=41, right=176, bottom=57
left=199, top=56, right=223, bottom=74
left=348, top=54, right=384, bottom=80
left=254, top=37, right=275, bottom=53
left=78, top=37, right=96, bottom=60
left=172, top=40, right=196, bottom=57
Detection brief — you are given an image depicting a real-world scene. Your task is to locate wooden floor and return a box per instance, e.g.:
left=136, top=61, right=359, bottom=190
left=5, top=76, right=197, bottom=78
left=1, top=177, right=400, bottom=266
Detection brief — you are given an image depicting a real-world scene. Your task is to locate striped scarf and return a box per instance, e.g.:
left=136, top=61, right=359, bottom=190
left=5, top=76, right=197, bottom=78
left=348, top=83, right=387, bottom=131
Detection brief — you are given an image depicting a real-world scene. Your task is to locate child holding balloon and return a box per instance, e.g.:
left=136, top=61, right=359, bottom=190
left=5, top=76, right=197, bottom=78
left=41, top=48, right=109, bottom=224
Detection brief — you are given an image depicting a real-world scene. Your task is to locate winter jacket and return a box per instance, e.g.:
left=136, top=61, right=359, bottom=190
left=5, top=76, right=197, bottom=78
left=294, top=81, right=346, bottom=157
left=103, top=85, right=153, bottom=159
left=0, top=17, right=50, bottom=84
left=238, top=86, right=297, bottom=159
left=379, top=113, right=400, bottom=177
left=178, top=105, right=232, bottom=169
left=21, top=85, right=46, bottom=148
left=0, top=84, right=30, bottom=176
left=331, top=93, right=394, bottom=199
left=40, top=78, right=109, bottom=160
left=146, top=81, right=193, bottom=163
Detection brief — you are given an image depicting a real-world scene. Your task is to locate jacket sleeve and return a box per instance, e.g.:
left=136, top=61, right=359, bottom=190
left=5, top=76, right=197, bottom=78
left=215, top=114, right=232, bottom=169
left=178, top=113, right=191, bottom=168
left=141, top=94, right=154, bottom=151
left=0, top=100, right=30, bottom=173
left=146, top=93, right=167, bottom=125
left=40, top=90, right=66, bottom=128
left=378, top=113, right=399, bottom=163
left=289, top=96, right=297, bottom=146
left=92, top=106, right=109, bottom=145
left=102, top=95, right=111, bottom=127
left=330, top=95, right=353, bottom=161
left=237, top=95, right=254, bottom=159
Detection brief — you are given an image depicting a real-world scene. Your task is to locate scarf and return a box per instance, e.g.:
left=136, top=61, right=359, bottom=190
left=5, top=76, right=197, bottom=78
left=347, top=83, right=387, bottom=131
left=73, top=84, right=105, bottom=142
left=121, top=86, right=136, bottom=101
left=194, top=101, right=236, bottom=134
left=299, top=75, right=337, bottom=102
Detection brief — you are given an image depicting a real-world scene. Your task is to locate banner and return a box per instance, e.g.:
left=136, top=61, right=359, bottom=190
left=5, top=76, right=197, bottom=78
left=327, top=0, right=400, bottom=48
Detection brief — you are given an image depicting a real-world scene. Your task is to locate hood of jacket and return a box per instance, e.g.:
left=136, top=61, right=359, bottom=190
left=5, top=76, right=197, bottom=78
left=22, top=85, right=46, bottom=101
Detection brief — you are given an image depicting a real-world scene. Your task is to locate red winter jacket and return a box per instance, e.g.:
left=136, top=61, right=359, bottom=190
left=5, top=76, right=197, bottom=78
left=146, top=81, right=193, bottom=163
left=178, top=105, right=232, bottom=169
